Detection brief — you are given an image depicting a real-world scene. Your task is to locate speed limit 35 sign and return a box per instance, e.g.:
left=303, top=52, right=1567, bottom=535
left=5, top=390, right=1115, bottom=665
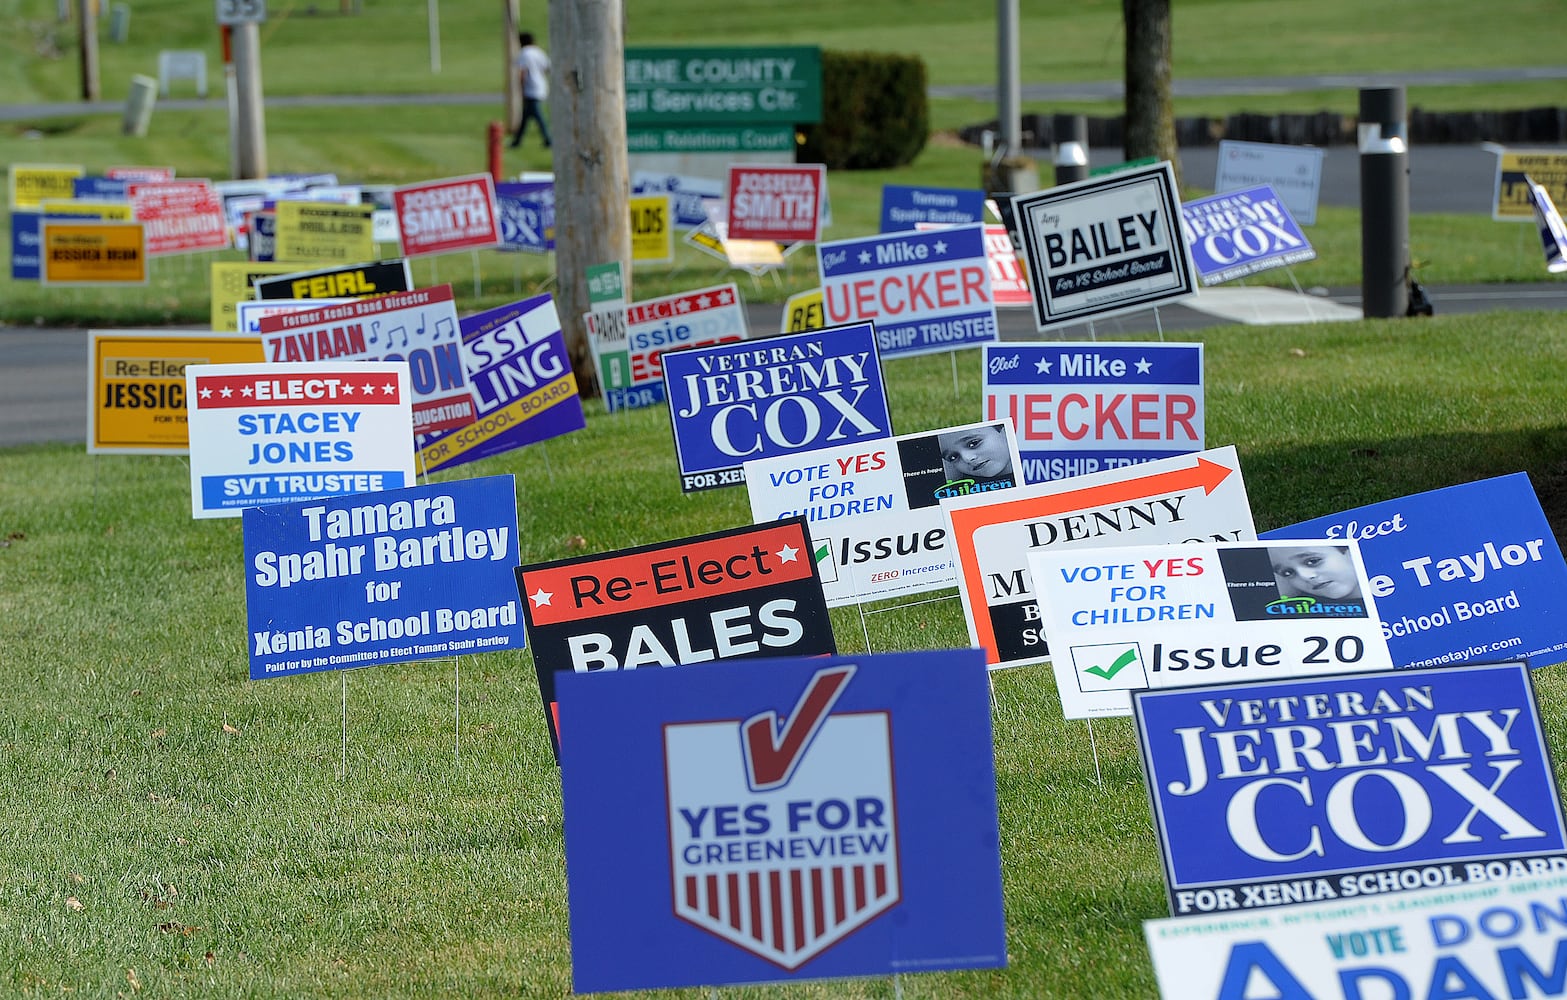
left=216, top=0, right=265, bottom=24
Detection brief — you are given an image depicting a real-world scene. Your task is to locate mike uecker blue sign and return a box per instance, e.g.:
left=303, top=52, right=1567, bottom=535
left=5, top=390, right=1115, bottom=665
left=878, top=184, right=985, bottom=233
left=662, top=324, right=892, bottom=493
left=556, top=648, right=1006, bottom=992
left=1264, top=474, right=1567, bottom=669
left=1180, top=184, right=1315, bottom=286
left=242, top=475, right=525, bottom=680
left=1133, top=662, right=1567, bottom=916
left=818, top=225, right=997, bottom=358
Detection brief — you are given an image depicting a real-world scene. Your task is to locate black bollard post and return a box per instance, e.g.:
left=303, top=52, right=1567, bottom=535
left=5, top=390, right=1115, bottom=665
left=1053, top=113, right=1089, bottom=186
left=1359, top=87, right=1410, bottom=318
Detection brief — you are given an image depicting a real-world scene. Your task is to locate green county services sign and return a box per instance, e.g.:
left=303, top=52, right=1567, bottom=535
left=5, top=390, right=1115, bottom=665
left=625, top=47, right=821, bottom=127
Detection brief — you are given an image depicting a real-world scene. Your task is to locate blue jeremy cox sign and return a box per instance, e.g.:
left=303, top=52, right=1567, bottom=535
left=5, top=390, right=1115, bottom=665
left=1264, top=474, right=1567, bottom=669
left=1133, top=662, right=1567, bottom=916
left=1180, top=184, right=1315, bottom=286
left=556, top=648, right=1006, bottom=992
left=242, top=475, right=525, bottom=680
left=495, top=180, right=555, bottom=254
left=818, top=225, right=997, bottom=358
left=878, top=184, right=985, bottom=233
left=662, top=324, right=892, bottom=493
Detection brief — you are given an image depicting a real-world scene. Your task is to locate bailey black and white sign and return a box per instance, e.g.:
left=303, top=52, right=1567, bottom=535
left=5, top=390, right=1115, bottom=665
left=515, top=517, right=835, bottom=752
left=1133, top=663, right=1567, bottom=916
left=1010, top=161, right=1196, bottom=330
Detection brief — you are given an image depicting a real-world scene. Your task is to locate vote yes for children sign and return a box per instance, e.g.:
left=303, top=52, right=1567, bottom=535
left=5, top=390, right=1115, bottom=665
left=818, top=224, right=997, bottom=358
left=982, top=341, right=1203, bottom=483
left=1133, top=662, right=1567, bottom=917
left=516, top=517, right=836, bottom=754
left=1030, top=539, right=1395, bottom=719
left=185, top=361, right=415, bottom=519
left=243, top=475, right=524, bottom=679
left=1264, top=473, right=1567, bottom=670
left=556, top=648, right=1006, bottom=992
left=1010, top=161, right=1197, bottom=330
left=746, top=421, right=1024, bottom=607
left=662, top=324, right=891, bottom=493
left=942, top=447, right=1256, bottom=670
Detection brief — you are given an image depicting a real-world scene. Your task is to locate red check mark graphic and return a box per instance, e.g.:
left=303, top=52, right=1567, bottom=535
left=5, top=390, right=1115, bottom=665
left=741, top=665, right=856, bottom=792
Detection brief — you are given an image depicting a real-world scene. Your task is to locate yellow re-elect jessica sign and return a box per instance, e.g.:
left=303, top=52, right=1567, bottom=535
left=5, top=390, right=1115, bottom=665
left=208, top=262, right=303, bottom=331
left=1494, top=150, right=1567, bottom=221
left=88, top=330, right=263, bottom=453
left=629, top=193, right=673, bottom=264
left=9, top=163, right=85, bottom=210
left=274, top=201, right=375, bottom=264
left=39, top=220, right=148, bottom=285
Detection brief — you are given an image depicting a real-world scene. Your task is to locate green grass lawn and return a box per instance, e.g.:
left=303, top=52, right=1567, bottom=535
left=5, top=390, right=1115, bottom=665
left=4, top=313, right=1567, bottom=997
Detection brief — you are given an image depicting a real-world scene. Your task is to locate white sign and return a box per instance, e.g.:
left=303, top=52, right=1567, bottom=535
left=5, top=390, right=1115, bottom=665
left=745, top=420, right=1024, bottom=607
left=185, top=361, right=415, bottom=519
left=1214, top=139, right=1325, bottom=226
left=1030, top=538, right=1394, bottom=719
left=216, top=0, right=265, bottom=24
left=941, top=447, right=1256, bottom=669
left=1010, top=161, right=1197, bottom=331
left=235, top=298, right=349, bottom=337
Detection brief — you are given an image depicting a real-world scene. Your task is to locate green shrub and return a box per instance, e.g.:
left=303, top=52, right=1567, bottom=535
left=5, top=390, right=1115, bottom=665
left=800, top=50, right=929, bottom=170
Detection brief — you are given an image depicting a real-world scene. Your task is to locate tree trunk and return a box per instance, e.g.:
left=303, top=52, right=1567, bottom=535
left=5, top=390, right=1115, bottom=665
left=502, top=0, right=520, bottom=133
left=1122, top=0, right=1179, bottom=185
left=547, top=0, right=630, bottom=396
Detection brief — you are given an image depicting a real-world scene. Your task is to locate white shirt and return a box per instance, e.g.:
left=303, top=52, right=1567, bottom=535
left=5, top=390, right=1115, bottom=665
left=516, top=45, right=550, bottom=100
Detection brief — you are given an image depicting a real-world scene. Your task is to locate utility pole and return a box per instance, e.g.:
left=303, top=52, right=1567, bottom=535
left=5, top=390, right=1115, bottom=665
left=547, top=0, right=629, bottom=393
left=231, top=20, right=267, bottom=178
left=79, top=0, right=100, bottom=100
left=502, top=0, right=520, bottom=135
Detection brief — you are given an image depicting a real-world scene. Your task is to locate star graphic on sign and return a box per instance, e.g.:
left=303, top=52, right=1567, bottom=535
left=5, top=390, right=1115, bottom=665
left=340, top=383, right=355, bottom=395
left=198, top=386, right=212, bottom=399
left=1135, top=357, right=1153, bottom=374
left=697, top=294, right=712, bottom=309
left=361, top=382, right=380, bottom=396
left=382, top=382, right=397, bottom=395
left=676, top=298, right=692, bottom=312
left=219, top=385, right=233, bottom=398
left=716, top=288, right=733, bottom=305
left=857, top=251, right=872, bottom=265
left=933, top=240, right=948, bottom=255
left=1035, top=356, right=1052, bottom=374
left=241, top=384, right=254, bottom=397
left=529, top=587, right=553, bottom=607
left=775, top=543, right=799, bottom=564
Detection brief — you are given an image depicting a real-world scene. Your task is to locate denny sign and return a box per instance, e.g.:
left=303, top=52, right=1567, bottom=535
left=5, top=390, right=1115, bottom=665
left=624, top=47, right=820, bottom=155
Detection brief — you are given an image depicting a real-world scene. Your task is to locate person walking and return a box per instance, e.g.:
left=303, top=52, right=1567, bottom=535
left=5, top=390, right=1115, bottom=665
left=510, top=31, right=552, bottom=149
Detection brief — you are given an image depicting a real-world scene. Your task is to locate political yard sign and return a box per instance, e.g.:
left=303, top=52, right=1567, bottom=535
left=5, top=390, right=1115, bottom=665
left=88, top=330, right=263, bottom=454
left=1214, top=138, right=1325, bottom=226
left=1030, top=539, right=1394, bottom=719
left=941, top=448, right=1256, bottom=670
left=252, top=259, right=414, bottom=302
left=243, top=475, right=524, bottom=680
left=416, top=295, right=585, bottom=474
left=393, top=173, right=501, bottom=257
left=495, top=179, right=555, bottom=253
left=1180, top=184, right=1316, bottom=286
left=1145, top=865, right=1567, bottom=1000
left=556, top=648, right=1006, bottom=992
left=1010, top=161, right=1197, bottom=330
left=746, top=421, right=1024, bottom=607
left=586, top=282, right=750, bottom=413
left=235, top=298, right=351, bottom=337
left=818, top=224, right=997, bottom=358
left=982, top=341, right=1203, bottom=483
left=879, top=184, right=985, bottom=233
left=1264, top=473, right=1567, bottom=670
left=726, top=164, right=825, bottom=243
left=185, top=361, right=415, bottom=519
left=1133, top=662, right=1567, bottom=918
left=257, top=285, right=476, bottom=436
left=516, top=518, right=835, bottom=754
left=662, top=324, right=892, bottom=493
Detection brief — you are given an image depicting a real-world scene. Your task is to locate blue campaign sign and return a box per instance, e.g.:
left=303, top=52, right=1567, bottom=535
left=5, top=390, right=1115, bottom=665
left=1134, top=662, right=1567, bottom=916
left=74, top=176, right=130, bottom=199
left=557, top=648, right=1007, bottom=992
left=1181, top=183, right=1316, bottom=286
left=495, top=180, right=555, bottom=253
left=1263, top=474, right=1567, bottom=669
left=818, top=225, right=997, bottom=358
left=11, top=212, right=40, bottom=280
left=241, top=475, right=525, bottom=679
left=982, top=341, right=1204, bottom=482
left=632, top=171, right=722, bottom=229
left=417, top=295, right=586, bottom=474
left=878, top=184, right=985, bottom=233
left=662, top=323, right=892, bottom=492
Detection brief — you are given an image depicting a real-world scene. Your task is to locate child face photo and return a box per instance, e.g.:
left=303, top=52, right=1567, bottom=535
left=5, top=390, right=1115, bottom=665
left=1269, top=545, right=1361, bottom=600
left=938, top=425, right=1013, bottom=482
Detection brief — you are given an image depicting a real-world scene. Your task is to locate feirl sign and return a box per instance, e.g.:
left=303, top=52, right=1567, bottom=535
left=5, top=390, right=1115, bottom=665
left=1134, top=663, right=1567, bottom=916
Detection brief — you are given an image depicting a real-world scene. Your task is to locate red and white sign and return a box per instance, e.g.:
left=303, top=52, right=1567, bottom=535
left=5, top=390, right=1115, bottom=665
left=726, top=164, right=825, bottom=243
left=108, top=165, right=175, bottom=183
left=393, top=173, right=501, bottom=257
left=918, top=222, right=1030, bottom=308
left=130, top=179, right=230, bottom=256
left=256, top=284, right=477, bottom=435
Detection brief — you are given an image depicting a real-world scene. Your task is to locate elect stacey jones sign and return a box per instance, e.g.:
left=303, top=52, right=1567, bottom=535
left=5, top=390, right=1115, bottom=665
left=1135, top=663, right=1567, bottom=917
left=662, top=324, right=891, bottom=493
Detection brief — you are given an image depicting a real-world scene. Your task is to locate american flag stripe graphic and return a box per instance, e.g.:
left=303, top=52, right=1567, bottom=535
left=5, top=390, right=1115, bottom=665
left=680, top=863, right=897, bottom=965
